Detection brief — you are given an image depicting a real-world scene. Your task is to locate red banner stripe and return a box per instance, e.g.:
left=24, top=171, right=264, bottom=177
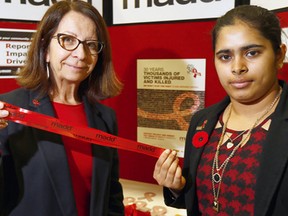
left=3, top=102, right=165, bottom=158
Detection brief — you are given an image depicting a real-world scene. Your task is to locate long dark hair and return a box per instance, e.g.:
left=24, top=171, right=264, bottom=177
left=17, top=0, right=123, bottom=102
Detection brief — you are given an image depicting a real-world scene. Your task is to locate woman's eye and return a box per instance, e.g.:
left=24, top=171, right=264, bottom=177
left=87, top=42, right=97, bottom=49
left=62, top=36, right=74, bottom=44
left=219, top=55, right=231, bottom=61
left=246, top=50, right=259, bottom=57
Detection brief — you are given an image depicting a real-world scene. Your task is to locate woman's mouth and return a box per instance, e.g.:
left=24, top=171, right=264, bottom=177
left=230, top=80, right=252, bottom=89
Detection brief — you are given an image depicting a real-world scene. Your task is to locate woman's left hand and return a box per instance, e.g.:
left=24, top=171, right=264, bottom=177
left=0, top=102, right=9, bottom=128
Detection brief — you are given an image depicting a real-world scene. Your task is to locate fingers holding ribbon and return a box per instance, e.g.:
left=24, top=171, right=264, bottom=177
left=0, top=102, right=9, bottom=128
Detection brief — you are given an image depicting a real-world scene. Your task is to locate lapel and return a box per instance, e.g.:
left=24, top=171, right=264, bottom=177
left=189, top=113, right=221, bottom=175
left=189, top=97, right=230, bottom=172
left=254, top=82, right=288, bottom=216
left=82, top=98, right=112, bottom=215
left=13, top=90, right=114, bottom=215
left=28, top=91, right=77, bottom=215
left=186, top=98, right=229, bottom=213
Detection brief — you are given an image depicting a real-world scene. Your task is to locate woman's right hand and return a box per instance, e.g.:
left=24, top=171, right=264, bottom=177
left=0, top=102, right=9, bottom=128
left=153, top=149, right=186, bottom=193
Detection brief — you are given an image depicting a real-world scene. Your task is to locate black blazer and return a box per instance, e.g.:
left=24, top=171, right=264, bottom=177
left=164, top=80, right=288, bottom=216
left=0, top=88, right=124, bottom=216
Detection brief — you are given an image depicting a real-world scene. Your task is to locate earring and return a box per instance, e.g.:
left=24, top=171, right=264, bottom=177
left=46, top=63, right=50, bottom=79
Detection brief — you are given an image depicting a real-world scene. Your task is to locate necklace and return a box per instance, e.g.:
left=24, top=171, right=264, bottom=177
left=225, top=130, right=248, bottom=149
left=211, top=88, right=282, bottom=212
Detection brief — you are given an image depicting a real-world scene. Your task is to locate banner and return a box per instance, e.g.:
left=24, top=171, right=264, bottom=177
left=250, top=0, right=288, bottom=10
left=137, top=59, right=206, bottom=157
left=113, top=0, right=235, bottom=24
left=0, top=0, right=103, bottom=21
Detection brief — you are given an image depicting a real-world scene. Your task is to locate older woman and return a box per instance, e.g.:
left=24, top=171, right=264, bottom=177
left=0, top=1, right=124, bottom=215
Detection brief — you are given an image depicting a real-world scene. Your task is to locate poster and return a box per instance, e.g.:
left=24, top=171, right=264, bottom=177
left=0, top=29, right=34, bottom=78
left=137, top=59, right=206, bottom=157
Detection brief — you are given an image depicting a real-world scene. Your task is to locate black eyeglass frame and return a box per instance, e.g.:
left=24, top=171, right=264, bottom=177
left=52, top=33, right=104, bottom=55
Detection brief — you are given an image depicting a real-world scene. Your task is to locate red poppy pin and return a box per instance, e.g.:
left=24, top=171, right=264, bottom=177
left=32, top=99, right=40, bottom=106
left=192, top=131, right=208, bottom=148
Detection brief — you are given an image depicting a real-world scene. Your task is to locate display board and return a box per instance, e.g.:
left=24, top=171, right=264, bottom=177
left=0, top=1, right=288, bottom=185
left=0, top=29, right=34, bottom=78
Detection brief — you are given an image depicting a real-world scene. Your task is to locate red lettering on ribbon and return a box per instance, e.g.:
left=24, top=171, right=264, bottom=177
left=2, top=102, right=165, bottom=158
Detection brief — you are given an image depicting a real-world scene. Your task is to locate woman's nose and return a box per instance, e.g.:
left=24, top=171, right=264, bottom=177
left=231, top=57, right=248, bottom=75
left=71, top=43, right=88, bottom=60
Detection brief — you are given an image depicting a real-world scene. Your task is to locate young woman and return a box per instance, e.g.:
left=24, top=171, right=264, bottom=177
left=0, top=1, right=124, bottom=215
left=153, top=5, right=287, bottom=215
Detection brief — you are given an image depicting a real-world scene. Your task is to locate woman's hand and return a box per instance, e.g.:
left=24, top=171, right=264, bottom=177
left=153, top=149, right=186, bottom=193
left=0, top=102, right=9, bottom=128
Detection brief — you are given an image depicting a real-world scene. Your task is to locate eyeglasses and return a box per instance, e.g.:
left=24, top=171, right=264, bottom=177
left=52, top=33, right=104, bottom=56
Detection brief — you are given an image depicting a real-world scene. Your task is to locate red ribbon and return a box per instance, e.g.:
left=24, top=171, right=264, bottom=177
left=2, top=102, right=165, bottom=158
